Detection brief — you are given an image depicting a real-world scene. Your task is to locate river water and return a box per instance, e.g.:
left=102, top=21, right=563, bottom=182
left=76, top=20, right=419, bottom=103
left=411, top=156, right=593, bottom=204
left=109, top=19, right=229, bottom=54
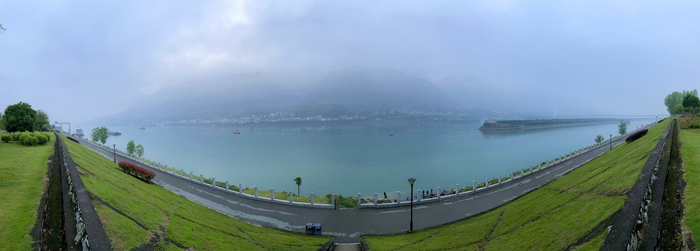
left=90, top=118, right=656, bottom=197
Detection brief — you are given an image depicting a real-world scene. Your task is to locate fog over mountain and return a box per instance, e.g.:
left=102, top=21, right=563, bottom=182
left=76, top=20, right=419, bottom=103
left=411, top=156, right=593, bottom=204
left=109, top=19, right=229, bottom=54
left=2, top=1, right=695, bottom=124
left=99, top=67, right=488, bottom=125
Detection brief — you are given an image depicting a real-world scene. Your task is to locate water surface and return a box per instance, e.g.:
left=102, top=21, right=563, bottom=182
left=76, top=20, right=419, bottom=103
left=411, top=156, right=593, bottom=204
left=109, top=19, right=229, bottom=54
left=91, top=118, right=655, bottom=197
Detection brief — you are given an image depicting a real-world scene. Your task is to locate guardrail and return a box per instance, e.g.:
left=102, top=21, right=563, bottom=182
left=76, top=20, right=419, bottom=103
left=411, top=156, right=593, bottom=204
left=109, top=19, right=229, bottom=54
left=79, top=138, right=335, bottom=209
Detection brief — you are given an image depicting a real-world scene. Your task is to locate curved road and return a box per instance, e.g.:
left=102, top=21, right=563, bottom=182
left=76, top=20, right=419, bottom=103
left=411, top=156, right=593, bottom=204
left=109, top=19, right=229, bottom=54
left=79, top=135, right=628, bottom=243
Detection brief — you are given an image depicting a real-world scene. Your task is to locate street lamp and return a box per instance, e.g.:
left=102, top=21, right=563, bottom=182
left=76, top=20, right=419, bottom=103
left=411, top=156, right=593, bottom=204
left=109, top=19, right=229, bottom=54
left=407, top=177, right=416, bottom=232
left=113, top=144, right=116, bottom=163
left=609, top=134, right=612, bottom=150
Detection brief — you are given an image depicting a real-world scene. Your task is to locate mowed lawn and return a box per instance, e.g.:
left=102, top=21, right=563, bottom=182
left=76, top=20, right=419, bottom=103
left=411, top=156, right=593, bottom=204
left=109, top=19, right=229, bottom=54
left=0, top=134, right=53, bottom=250
left=60, top=134, right=330, bottom=250
left=680, top=129, right=700, bottom=246
left=363, top=120, right=669, bottom=250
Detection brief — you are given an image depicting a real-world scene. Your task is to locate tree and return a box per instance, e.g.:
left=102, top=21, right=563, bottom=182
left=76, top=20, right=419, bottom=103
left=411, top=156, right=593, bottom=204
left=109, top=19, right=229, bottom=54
left=665, top=90, right=698, bottom=115
left=135, top=144, right=144, bottom=158
left=2, top=102, right=37, bottom=132
left=682, top=93, right=700, bottom=112
left=91, top=127, right=109, bottom=145
left=665, top=92, right=684, bottom=115
left=594, top=135, right=605, bottom=144
left=0, top=112, right=3, bottom=130
left=294, top=177, right=302, bottom=196
left=673, top=104, right=685, bottom=115
left=618, top=120, right=627, bottom=135
left=126, top=140, right=136, bottom=156
left=35, top=110, right=50, bottom=131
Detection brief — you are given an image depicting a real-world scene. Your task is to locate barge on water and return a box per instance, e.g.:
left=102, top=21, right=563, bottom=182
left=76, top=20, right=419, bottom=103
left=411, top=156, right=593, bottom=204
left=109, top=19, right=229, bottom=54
left=479, top=118, right=618, bottom=131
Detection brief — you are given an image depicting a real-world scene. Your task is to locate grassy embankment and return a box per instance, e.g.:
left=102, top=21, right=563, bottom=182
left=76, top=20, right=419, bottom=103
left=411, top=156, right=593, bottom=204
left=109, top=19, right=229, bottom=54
left=61, top=134, right=330, bottom=250
left=680, top=128, right=700, bottom=246
left=87, top=140, right=340, bottom=206
left=364, top=120, right=669, bottom=250
left=0, top=133, right=53, bottom=250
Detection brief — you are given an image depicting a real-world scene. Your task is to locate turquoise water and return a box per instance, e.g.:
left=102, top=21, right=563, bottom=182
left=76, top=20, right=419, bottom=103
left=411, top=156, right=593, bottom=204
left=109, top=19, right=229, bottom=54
left=94, top=118, right=655, bottom=197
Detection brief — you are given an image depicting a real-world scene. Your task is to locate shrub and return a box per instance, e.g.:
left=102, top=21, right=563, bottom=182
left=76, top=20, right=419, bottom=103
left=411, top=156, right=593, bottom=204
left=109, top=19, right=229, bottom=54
left=1, top=135, right=10, bottom=143
left=118, top=161, right=156, bottom=182
left=18, top=134, right=28, bottom=142
left=10, top=133, right=20, bottom=141
left=36, top=134, right=48, bottom=145
left=626, top=129, right=649, bottom=143
left=21, top=135, right=39, bottom=146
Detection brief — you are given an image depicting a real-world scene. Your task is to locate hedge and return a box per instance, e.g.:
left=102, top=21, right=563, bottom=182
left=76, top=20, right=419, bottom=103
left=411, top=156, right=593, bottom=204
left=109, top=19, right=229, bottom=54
left=625, top=128, right=649, bottom=143
left=118, top=161, right=156, bottom=182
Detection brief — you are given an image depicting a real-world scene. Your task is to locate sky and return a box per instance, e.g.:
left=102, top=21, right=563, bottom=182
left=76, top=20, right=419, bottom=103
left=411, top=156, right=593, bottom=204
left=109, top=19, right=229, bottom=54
left=1, top=0, right=699, bottom=123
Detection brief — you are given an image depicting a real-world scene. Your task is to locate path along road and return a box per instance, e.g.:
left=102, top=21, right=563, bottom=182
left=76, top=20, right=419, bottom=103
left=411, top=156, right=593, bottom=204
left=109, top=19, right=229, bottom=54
left=79, top=135, right=628, bottom=243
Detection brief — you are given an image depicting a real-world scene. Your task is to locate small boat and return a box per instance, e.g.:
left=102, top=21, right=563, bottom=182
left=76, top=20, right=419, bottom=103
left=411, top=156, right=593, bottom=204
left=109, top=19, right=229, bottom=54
left=138, top=127, right=145, bottom=130
left=389, top=134, right=394, bottom=136
left=234, top=131, right=241, bottom=135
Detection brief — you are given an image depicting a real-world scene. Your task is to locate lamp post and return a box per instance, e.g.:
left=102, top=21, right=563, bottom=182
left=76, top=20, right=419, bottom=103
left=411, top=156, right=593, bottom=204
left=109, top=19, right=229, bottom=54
left=408, top=177, right=416, bottom=232
left=609, top=134, right=612, bottom=150
left=113, top=144, right=116, bottom=163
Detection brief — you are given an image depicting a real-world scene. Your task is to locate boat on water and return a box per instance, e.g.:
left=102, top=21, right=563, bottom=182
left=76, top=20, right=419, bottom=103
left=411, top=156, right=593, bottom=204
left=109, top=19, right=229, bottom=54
left=234, top=131, right=241, bottom=135
left=107, top=130, right=122, bottom=136
left=138, top=127, right=146, bottom=130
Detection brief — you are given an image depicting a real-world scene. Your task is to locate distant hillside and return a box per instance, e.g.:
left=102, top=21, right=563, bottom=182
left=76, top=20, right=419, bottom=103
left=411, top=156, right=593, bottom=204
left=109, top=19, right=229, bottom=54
left=101, top=73, right=298, bottom=123
left=93, top=68, right=492, bottom=125
left=297, top=67, right=457, bottom=117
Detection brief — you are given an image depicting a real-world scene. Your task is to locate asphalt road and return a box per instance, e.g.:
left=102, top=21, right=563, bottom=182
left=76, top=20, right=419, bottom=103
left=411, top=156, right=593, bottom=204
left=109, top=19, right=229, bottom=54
left=79, top=135, right=628, bottom=243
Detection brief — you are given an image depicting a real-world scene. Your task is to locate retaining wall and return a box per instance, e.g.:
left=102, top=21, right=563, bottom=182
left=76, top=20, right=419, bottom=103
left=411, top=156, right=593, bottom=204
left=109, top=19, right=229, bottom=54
left=602, top=119, right=676, bottom=250
left=56, top=133, right=112, bottom=250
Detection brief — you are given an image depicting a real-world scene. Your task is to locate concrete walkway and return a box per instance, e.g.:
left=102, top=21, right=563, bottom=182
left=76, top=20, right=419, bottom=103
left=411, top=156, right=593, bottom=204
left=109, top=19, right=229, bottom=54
left=78, top=135, right=628, bottom=243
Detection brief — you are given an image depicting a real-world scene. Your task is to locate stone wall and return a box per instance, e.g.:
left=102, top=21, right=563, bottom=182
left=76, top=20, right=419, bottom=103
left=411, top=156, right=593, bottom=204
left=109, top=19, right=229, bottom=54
left=602, top=119, right=676, bottom=250
left=56, top=133, right=112, bottom=250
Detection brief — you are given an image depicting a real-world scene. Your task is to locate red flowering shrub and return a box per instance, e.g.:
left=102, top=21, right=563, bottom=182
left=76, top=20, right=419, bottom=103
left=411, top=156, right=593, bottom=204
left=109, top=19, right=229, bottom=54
left=625, top=129, right=648, bottom=143
left=118, top=161, right=156, bottom=182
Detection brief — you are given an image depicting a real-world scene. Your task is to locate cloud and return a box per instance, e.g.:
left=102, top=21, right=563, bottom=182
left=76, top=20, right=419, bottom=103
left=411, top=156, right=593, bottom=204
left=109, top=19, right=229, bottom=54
left=2, top=0, right=699, bottom=122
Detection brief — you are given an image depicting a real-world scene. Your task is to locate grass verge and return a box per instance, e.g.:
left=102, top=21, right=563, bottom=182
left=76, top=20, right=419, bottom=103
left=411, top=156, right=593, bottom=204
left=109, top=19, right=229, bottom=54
left=680, top=129, right=700, bottom=246
left=61, top=134, right=330, bottom=250
left=0, top=133, right=53, bottom=250
left=363, top=120, right=668, bottom=250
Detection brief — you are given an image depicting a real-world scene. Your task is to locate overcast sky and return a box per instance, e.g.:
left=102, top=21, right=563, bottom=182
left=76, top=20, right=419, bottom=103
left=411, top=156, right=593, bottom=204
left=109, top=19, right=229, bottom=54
left=1, top=0, right=698, bottom=123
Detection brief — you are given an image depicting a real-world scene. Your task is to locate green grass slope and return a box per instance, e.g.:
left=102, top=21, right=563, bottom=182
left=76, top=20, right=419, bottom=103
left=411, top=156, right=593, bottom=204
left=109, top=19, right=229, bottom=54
left=0, top=133, right=52, bottom=250
left=61, top=135, right=329, bottom=250
left=364, top=120, right=669, bottom=250
left=680, top=129, right=700, bottom=246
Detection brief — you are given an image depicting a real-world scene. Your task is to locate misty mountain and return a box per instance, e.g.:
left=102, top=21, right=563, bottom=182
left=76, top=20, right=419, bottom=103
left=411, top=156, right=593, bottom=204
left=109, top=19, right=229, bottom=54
left=296, top=67, right=457, bottom=117
left=94, top=68, right=496, bottom=125
left=100, top=73, right=299, bottom=123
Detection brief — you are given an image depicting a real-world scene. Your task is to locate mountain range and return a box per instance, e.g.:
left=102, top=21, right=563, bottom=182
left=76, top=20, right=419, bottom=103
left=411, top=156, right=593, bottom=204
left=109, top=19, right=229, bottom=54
left=94, top=67, right=502, bottom=125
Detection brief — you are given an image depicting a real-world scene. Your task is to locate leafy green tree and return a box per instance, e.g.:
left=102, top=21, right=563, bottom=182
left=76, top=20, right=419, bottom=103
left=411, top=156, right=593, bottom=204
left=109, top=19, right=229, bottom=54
left=673, top=104, right=685, bottom=115
left=135, top=144, right=144, bottom=158
left=91, top=127, right=109, bottom=145
left=665, top=90, right=698, bottom=115
left=594, top=135, right=605, bottom=144
left=2, top=102, right=37, bottom=132
left=35, top=110, right=50, bottom=131
left=683, top=93, right=700, bottom=111
left=294, top=177, right=302, bottom=196
left=126, top=140, right=136, bottom=156
left=0, top=112, right=4, bottom=130
left=665, top=92, right=683, bottom=115
left=618, top=120, right=627, bottom=135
